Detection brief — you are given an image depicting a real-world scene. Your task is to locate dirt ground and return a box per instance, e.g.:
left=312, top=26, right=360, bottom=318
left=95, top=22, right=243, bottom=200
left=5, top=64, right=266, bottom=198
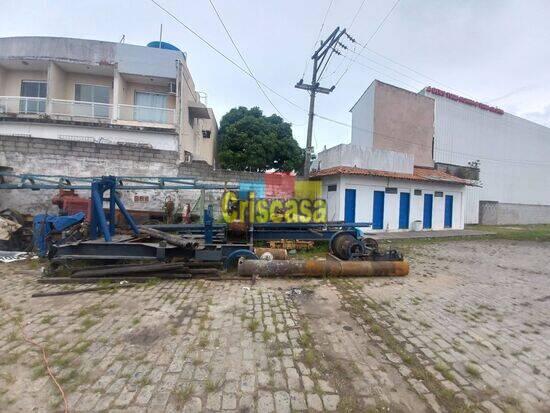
left=0, top=239, right=548, bottom=412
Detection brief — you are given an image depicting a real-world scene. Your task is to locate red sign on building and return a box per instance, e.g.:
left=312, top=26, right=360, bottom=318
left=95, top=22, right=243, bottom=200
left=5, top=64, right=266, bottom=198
left=426, top=86, right=504, bottom=115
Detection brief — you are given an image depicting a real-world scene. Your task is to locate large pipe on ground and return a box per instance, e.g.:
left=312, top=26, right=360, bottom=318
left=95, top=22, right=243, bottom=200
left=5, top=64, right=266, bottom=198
left=238, top=258, right=409, bottom=277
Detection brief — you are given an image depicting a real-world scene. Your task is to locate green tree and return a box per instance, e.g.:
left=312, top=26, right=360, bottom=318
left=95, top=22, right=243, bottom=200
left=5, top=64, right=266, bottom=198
left=217, top=106, right=305, bottom=173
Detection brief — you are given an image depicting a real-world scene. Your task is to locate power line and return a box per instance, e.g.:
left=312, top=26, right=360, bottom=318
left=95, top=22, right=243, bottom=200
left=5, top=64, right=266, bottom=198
left=314, top=113, right=550, bottom=167
left=207, top=0, right=283, bottom=117
left=148, top=0, right=304, bottom=120
left=301, top=0, right=335, bottom=79
left=356, top=44, right=479, bottom=100
left=336, top=0, right=401, bottom=86
left=342, top=53, right=423, bottom=91
left=148, top=0, right=546, bottom=168
left=349, top=0, right=368, bottom=30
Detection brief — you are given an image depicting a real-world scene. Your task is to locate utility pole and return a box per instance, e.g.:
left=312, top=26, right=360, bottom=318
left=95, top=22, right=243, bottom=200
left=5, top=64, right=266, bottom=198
left=296, top=27, right=347, bottom=178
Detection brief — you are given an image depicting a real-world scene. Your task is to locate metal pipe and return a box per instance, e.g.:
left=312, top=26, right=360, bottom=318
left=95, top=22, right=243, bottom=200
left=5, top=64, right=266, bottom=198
left=238, top=258, right=409, bottom=277
left=254, top=248, right=288, bottom=260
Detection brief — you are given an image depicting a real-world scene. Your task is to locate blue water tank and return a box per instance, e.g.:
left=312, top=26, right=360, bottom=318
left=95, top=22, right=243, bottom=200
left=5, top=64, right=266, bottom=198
left=147, top=41, right=181, bottom=51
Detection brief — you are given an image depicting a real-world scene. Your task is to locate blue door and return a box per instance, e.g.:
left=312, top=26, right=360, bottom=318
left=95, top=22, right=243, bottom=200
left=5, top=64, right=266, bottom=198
left=444, top=195, right=453, bottom=228
left=399, top=192, right=410, bottom=229
left=344, top=189, right=356, bottom=223
left=423, top=194, right=433, bottom=229
left=372, top=191, right=385, bottom=229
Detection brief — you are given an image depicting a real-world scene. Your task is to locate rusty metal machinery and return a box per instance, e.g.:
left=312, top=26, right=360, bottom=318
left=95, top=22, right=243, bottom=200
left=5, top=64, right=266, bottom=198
left=329, top=231, right=402, bottom=262
left=238, top=231, right=408, bottom=278
left=238, top=257, right=409, bottom=277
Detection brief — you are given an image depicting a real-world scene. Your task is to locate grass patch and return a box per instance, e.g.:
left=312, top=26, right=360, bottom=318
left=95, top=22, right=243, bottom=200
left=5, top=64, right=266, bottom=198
left=198, top=335, right=209, bottom=348
left=465, top=363, right=481, bottom=378
left=262, top=330, right=273, bottom=342
left=40, top=315, right=55, bottom=325
left=333, top=279, right=476, bottom=413
left=79, top=317, right=98, bottom=331
left=434, top=362, right=455, bottom=381
left=73, top=340, right=92, bottom=355
left=173, top=384, right=194, bottom=408
left=205, top=379, right=223, bottom=393
left=247, top=319, right=260, bottom=333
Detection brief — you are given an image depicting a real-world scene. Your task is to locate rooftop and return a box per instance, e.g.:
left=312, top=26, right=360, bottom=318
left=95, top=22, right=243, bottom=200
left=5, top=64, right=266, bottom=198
left=311, top=165, right=474, bottom=185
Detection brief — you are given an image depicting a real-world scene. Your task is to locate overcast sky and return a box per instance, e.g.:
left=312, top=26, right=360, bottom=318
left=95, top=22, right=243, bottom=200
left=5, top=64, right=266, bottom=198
left=3, top=0, right=550, bottom=150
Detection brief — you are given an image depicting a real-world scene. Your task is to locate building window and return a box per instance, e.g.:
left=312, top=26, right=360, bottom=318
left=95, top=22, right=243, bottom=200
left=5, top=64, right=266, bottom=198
left=134, top=92, right=168, bottom=123
left=385, top=187, right=398, bottom=194
left=202, top=130, right=211, bottom=139
left=434, top=191, right=443, bottom=197
left=328, top=184, right=337, bottom=192
left=20, top=81, right=47, bottom=113
left=75, top=84, right=110, bottom=118
left=414, top=189, right=422, bottom=196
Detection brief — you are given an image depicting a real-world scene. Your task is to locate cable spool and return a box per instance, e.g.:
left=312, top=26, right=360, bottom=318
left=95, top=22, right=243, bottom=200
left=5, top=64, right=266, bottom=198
left=329, top=231, right=365, bottom=260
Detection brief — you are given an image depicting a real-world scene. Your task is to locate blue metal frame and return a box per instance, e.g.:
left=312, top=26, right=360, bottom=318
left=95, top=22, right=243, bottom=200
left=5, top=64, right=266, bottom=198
left=0, top=172, right=238, bottom=191
left=90, top=177, right=140, bottom=241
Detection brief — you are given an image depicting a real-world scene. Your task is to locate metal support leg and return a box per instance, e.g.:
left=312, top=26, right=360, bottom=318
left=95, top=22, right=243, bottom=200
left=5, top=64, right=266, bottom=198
left=91, top=184, right=111, bottom=241
left=114, top=193, right=139, bottom=235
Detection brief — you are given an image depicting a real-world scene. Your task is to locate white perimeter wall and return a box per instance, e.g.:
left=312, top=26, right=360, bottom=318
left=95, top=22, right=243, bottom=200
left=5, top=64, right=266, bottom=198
left=425, top=92, right=550, bottom=224
left=0, top=121, right=178, bottom=151
left=322, top=175, right=464, bottom=231
left=350, top=83, right=375, bottom=148
left=314, top=143, right=413, bottom=174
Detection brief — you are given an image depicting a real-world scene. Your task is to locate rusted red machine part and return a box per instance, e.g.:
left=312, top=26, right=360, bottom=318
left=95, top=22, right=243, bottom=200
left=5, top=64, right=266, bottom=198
left=254, top=248, right=289, bottom=260
left=237, top=258, right=409, bottom=277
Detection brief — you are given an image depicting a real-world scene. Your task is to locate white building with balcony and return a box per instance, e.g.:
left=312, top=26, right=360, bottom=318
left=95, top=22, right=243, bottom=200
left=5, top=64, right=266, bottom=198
left=0, top=36, right=217, bottom=165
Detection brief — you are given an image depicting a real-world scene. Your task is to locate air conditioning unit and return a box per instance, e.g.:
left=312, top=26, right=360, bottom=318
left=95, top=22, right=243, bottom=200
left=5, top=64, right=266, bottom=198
left=169, top=82, right=177, bottom=94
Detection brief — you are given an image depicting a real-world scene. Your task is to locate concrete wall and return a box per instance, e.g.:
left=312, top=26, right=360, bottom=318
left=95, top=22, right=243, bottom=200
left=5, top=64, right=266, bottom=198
left=2, top=69, right=47, bottom=96
left=479, top=201, right=550, bottom=225
left=0, top=65, right=5, bottom=94
left=350, top=82, right=375, bottom=148
left=0, top=122, right=178, bottom=150
left=320, top=174, right=464, bottom=231
left=423, top=89, right=550, bottom=224
left=47, top=62, right=67, bottom=100
left=351, top=80, right=435, bottom=168
left=314, top=143, right=414, bottom=174
left=373, top=81, right=434, bottom=167
left=0, top=36, right=184, bottom=79
left=0, top=135, right=261, bottom=217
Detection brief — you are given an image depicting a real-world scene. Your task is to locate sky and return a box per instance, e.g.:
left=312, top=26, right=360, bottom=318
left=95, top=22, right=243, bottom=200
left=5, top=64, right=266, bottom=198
left=2, top=0, right=550, bottom=151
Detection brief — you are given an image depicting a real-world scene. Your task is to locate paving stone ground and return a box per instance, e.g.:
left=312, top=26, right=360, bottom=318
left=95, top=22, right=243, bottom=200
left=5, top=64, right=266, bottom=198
left=0, top=239, right=548, bottom=412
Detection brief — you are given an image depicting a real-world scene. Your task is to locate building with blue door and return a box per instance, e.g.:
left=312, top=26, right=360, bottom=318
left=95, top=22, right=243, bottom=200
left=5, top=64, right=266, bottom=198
left=313, top=165, right=469, bottom=231
left=310, top=79, right=481, bottom=231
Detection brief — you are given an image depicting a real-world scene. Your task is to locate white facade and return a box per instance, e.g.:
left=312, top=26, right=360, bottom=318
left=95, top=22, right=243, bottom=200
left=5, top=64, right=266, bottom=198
left=321, top=174, right=465, bottom=231
left=0, top=36, right=217, bottom=165
left=421, top=89, right=550, bottom=224
left=313, top=143, right=413, bottom=174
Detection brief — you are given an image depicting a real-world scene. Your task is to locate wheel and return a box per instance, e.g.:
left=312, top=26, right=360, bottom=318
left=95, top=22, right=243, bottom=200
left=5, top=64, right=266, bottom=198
left=224, top=249, right=258, bottom=270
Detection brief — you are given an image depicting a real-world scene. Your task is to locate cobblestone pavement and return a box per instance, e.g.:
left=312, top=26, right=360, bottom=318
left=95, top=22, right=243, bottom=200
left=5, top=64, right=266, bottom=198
left=0, top=239, right=548, bottom=412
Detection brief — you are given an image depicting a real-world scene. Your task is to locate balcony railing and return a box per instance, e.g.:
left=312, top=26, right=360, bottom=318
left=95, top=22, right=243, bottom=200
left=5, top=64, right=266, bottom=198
left=117, top=104, right=175, bottom=125
left=0, top=96, right=47, bottom=115
left=0, top=96, right=176, bottom=126
left=50, top=99, right=113, bottom=119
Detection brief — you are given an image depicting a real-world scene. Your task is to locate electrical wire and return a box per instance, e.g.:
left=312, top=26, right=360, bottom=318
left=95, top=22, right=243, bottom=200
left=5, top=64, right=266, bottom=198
left=149, top=0, right=547, bottom=167
left=148, top=0, right=303, bottom=118
left=314, top=113, right=550, bottom=167
left=349, top=0, right=368, bottom=30
left=301, top=0, right=335, bottom=79
left=336, top=0, right=401, bottom=86
left=207, top=0, right=283, bottom=117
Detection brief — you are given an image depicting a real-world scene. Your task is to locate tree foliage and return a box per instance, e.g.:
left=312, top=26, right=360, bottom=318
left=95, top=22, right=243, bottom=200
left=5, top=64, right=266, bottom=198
left=217, top=106, right=304, bottom=173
